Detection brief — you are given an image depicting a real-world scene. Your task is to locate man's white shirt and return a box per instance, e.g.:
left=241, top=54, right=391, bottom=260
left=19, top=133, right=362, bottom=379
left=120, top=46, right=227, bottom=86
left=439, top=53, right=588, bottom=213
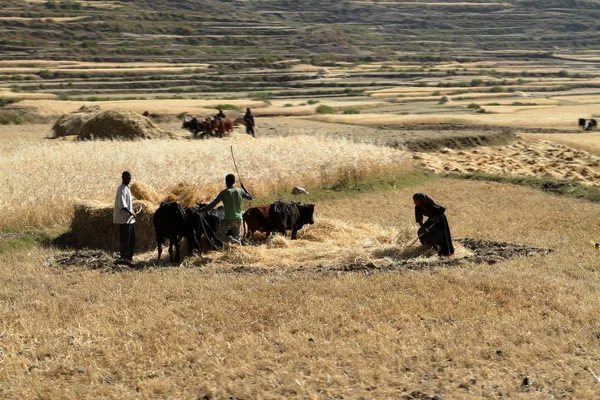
left=113, top=184, right=135, bottom=224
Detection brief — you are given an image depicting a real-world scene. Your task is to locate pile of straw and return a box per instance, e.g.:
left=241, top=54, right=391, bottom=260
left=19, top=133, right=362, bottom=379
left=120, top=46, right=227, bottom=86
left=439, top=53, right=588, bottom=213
left=130, top=181, right=161, bottom=205
left=49, top=104, right=101, bottom=138
left=163, top=181, right=211, bottom=208
left=70, top=200, right=157, bottom=252
left=78, top=109, right=175, bottom=140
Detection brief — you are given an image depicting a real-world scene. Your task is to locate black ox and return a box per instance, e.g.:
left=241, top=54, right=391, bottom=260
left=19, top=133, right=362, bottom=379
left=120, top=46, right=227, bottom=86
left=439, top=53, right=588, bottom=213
left=153, top=202, right=195, bottom=262
left=188, top=203, right=226, bottom=251
left=182, top=117, right=212, bottom=138
left=579, top=118, right=597, bottom=131
left=153, top=202, right=226, bottom=263
left=269, top=201, right=315, bottom=240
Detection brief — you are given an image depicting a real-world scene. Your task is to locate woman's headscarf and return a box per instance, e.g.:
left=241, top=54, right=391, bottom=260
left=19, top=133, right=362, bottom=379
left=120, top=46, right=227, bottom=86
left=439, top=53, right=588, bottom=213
left=413, top=192, right=436, bottom=205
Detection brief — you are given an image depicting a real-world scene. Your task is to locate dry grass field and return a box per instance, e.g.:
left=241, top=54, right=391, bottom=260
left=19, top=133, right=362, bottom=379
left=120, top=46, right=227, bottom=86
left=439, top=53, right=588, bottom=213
left=521, top=133, right=600, bottom=155
left=3, top=179, right=600, bottom=398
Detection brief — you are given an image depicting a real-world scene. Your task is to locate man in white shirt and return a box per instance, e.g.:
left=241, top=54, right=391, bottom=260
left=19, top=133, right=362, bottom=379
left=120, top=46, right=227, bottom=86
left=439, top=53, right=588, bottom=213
left=113, top=171, right=138, bottom=265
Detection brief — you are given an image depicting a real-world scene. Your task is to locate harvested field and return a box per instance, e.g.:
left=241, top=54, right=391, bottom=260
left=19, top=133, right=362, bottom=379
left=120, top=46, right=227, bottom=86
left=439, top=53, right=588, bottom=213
left=311, top=105, right=600, bottom=129
left=2, top=179, right=600, bottom=398
left=521, top=133, right=600, bottom=154
left=248, top=117, right=517, bottom=151
left=415, top=138, right=600, bottom=185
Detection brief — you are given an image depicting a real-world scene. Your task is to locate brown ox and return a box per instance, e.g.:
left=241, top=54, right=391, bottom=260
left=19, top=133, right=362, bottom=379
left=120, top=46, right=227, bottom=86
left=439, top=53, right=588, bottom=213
left=243, top=205, right=271, bottom=238
left=213, top=117, right=234, bottom=137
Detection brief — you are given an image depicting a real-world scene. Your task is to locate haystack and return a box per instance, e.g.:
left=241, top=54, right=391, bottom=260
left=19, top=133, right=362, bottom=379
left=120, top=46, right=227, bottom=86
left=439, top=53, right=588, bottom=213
left=49, top=104, right=101, bottom=138
left=440, top=95, right=452, bottom=103
left=130, top=181, right=161, bottom=205
left=163, top=181, right=210, bottom=208
left=513, top=91, right=528, bottom=97
left=78, top=109, right=175, bottom=140
left=70, top=200, right=157, bottom=251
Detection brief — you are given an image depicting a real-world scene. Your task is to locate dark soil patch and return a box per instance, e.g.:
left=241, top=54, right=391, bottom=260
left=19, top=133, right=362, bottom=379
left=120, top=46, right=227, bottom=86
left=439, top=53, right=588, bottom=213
left=48, top=250, right=145, bottom=272
left=328, top=238, right=551, bottom=273
left=48, top=238, right=551, bottom=273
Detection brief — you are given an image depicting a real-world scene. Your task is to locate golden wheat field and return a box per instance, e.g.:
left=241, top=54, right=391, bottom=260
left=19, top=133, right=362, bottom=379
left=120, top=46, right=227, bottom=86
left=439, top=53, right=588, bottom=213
left=0, top=129, right=410, bottom=229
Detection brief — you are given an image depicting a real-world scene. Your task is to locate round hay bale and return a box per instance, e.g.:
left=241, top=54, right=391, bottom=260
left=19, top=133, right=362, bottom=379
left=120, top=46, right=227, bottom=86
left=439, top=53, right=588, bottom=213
left=70, top=200, right=157, bottom=252
left=78, top=109, right=175, bottom=140
left=513, top=91, right=528, bottom=97
left=49, top=104, right=101, bottom=138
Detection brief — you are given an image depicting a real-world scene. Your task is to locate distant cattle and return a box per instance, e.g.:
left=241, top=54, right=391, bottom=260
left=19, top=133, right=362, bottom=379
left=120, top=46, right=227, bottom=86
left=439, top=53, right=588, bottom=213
left=182, top=117, right=214, bottom=138
left=268, top=201, right=315, bottom=240
left=212, top=117, right=234, bottom=137
left=153, top=202, right=192, bottom=262
left=243, top=205, right=271, bottom=238
left=588, top=118, right=597, bottom=131
left=189, top=203, right=226, bottom=251
left=579, top=118, right=597, bottom=131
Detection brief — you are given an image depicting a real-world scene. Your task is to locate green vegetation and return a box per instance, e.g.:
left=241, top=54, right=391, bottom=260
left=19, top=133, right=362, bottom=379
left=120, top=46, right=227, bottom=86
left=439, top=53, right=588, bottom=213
left=307, top=99, right=319, bottom=105
left=253, top=169, right=432, bottom=205
left=0, top=230, right=55, bottom=255
left=467, top=103, right=481, bottom=110
left=511, top=102, right=538, bottom=106
left=0, top=111, right=24, bottom=125
left=342, top=109, right=360, bottom=114
left=0, top=97, right=23, bottom=107
left=207, top=104, right=240, bottom=111
left=316, top=105, right=333, bottom=114
left=249, top=92, right=271, bottom=100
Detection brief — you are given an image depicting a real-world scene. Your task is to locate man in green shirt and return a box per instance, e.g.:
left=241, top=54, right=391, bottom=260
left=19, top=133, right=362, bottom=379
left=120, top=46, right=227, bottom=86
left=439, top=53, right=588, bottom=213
left=198, top=174, right=253, bottom=246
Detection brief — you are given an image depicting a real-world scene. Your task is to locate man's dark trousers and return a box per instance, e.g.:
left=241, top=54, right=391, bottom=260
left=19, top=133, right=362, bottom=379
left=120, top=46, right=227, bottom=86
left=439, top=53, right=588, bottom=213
left=119, top=223, right=135, bottom=260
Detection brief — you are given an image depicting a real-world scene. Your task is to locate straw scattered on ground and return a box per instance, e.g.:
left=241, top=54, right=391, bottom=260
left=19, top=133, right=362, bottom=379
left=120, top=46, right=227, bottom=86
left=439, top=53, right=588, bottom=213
left=415, top=138, right=600, bottom=185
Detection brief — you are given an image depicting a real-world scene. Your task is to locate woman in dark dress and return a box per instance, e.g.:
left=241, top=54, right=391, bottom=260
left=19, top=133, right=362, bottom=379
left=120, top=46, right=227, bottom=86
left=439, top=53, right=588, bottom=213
left=413, top=193, right=454, bottom=256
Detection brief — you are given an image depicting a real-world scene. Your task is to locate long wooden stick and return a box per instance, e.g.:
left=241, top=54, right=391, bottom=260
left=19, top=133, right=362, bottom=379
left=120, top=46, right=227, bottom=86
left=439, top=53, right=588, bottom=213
left=230, top=145, right=243, bottom=185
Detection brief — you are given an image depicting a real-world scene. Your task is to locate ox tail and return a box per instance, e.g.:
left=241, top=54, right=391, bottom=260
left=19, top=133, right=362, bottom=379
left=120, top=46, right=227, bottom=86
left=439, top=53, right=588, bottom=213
left=243, top=219, right=247, bottom=240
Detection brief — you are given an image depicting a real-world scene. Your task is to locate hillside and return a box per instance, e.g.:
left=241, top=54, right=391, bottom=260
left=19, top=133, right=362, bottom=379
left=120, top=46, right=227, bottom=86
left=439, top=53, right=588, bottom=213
left=1, top=0, right=600, bottom=64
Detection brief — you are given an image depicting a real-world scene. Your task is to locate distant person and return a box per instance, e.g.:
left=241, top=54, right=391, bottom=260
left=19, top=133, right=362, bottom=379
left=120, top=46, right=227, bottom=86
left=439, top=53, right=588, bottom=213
left=413, top=192, right=454, bottom=256
left=113, top=171, right=140, bottom=265
left=142, top=110, right=150, bottom=118
left=243, top=107, right=255, bottom=138
left=216, top=109, right=226, bottom=119
left=198, top=174, right=253, bottom=246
